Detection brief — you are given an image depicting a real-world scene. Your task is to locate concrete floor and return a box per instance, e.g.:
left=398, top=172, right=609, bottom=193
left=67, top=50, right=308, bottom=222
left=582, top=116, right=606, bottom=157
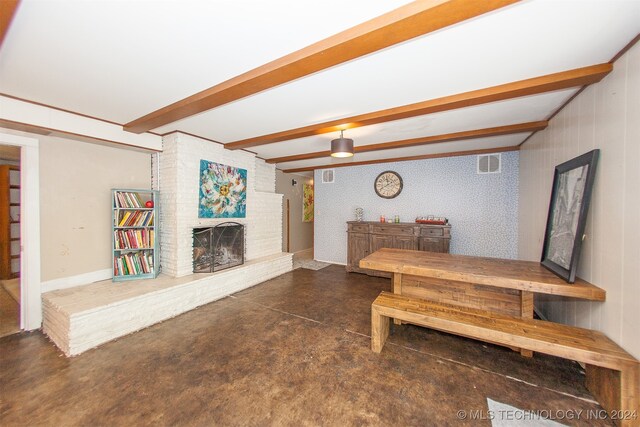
left=0, top=266, right=613, bottom=426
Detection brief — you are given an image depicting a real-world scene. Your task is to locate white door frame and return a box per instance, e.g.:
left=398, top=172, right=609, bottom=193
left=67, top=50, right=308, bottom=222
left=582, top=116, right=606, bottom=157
left=0, top=132, right=41, bottom=330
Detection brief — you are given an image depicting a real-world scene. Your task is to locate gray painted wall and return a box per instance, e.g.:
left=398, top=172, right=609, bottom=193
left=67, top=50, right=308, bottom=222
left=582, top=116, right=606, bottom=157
left=314, top=151, right=519, bottom=264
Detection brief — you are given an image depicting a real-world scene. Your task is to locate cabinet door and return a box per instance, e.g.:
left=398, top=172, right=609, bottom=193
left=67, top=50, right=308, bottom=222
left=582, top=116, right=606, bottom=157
left=393, top=235, right=416, bottom=250
left=347, top=232, right=370, bottom=272
left=371, top=234, right=394, bottom=253
left=419, top=237, right=445, bottom=253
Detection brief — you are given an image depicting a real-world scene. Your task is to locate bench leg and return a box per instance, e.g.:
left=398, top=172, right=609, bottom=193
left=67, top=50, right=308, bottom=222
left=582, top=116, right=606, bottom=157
left=519, top=291, right=534, bottom=357
left=620, top=364, right=639, bottom=427
left=393, top=273, right=403, bottom=326
left=586, top=363, right=640, bottom=427
left=371, top=306, right=390, bottom=353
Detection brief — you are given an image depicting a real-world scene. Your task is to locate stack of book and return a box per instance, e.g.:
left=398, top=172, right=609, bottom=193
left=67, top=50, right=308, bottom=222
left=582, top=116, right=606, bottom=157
left=113, top=251, right=154, bottom=276
left=114, top=191, right=145, bottom=208
left=114, top=229, right=154, bottom=249
left=117, top=210, right=154, bottom=227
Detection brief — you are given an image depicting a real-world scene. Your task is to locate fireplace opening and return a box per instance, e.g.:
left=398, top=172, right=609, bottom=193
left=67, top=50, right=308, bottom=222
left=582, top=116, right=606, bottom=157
left=193, top=222, right=244, bottom=273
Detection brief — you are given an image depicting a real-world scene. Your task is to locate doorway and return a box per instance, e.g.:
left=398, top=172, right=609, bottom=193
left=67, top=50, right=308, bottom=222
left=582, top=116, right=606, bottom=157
left=0, top=144, right=21, bottom=337
left=0, top=132, right=41, bottom=332
left=275, top=171, right=314, bottom=265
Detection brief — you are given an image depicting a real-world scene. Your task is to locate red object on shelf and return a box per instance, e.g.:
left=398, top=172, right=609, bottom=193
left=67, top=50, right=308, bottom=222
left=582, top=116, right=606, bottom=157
left=415, top=219, right=447, bottom=225
left=145, top=200, right=154, bottom=208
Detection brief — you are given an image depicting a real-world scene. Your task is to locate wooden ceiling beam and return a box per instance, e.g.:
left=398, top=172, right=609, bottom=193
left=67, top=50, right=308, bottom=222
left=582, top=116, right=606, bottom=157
left=282, top=146, right=519, bottom=173
left=226, top=63, right=612, bottom=150
left=0, top=118, right=157, bottom=153
left=266, top=121, right=546, bottom=164
left=123, top=0, right=520, bottom=134
left=0, top=0, right=20, bottom=48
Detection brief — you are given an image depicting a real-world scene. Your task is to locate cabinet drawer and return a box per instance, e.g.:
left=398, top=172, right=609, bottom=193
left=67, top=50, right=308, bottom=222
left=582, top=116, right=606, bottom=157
left=371, top=225, right=414, bottom=235
left=420, top=227, right=443, bottom=237
left=421, top=237, right=441, bottom=243
left=349, top=223, right=369, bottom=233
left=419, top=237, right=445, bottom=253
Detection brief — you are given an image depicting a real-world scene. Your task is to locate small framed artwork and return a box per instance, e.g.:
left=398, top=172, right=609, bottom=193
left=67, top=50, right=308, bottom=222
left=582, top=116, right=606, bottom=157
left=541, top=149, right=599, bottom=283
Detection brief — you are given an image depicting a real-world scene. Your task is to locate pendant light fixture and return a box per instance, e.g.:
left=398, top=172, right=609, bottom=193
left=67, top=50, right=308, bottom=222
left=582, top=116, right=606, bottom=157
left=330, top=130, right=354, bottom=158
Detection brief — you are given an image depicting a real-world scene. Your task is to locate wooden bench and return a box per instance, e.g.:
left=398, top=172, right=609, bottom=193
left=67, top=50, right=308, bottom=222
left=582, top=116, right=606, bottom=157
left=371, top=292, right=640, bottom=426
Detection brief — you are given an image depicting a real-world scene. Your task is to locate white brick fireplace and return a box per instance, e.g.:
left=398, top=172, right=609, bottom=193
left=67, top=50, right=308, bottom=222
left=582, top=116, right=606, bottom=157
left=43, top=132, right=293, bottom=356
left=155, top=132, right=289, bottom=278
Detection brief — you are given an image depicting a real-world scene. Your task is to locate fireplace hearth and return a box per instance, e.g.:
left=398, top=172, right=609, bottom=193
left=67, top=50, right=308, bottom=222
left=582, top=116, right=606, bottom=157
left=193, top=223, right=244, bottom=273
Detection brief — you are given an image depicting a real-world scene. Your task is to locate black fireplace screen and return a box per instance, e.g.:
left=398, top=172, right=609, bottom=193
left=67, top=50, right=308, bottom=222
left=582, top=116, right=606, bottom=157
left=193, top=222, right=244, bottom=273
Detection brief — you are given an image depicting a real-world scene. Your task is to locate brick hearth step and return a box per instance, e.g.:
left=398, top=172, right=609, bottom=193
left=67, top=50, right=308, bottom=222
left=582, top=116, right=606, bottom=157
left=43, top=252, right=293, bottom=356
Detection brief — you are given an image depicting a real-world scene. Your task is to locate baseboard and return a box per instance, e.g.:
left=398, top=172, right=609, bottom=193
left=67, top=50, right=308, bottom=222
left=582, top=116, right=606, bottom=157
left=293, top=248, right=313, bottom=256
left=41, top=268, right=112, bottom=293
left=314, top=258, right=345, bottom=266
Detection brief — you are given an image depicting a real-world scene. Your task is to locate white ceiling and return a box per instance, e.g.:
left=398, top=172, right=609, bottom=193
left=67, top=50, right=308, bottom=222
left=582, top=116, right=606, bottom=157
left=1, top=0, right=639, bottom=171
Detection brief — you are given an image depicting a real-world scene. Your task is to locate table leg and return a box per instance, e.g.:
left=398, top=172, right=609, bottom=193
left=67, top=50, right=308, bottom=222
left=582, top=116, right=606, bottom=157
left=520, top=291, right=534, bottom=357
left=393, top=273, right=402, bottom=325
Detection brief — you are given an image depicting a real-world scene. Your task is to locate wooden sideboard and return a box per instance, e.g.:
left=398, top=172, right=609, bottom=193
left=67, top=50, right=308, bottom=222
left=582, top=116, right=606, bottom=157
left=346, top=221, right=450, bottom=277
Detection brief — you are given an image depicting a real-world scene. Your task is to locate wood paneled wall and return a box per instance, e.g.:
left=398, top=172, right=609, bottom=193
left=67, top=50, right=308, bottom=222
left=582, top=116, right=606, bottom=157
left=519, top=42, right=639, bottom=359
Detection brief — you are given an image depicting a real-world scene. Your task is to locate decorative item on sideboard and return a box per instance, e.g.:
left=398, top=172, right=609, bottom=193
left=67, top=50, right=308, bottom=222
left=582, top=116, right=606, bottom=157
left=354, top=207, right=363, bottom=222
left=416, top=216, right=448, bottom=225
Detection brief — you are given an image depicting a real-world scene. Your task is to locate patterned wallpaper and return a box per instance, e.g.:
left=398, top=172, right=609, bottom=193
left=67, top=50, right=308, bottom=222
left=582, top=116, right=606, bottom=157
left=314, top=151, right=519, bottom=264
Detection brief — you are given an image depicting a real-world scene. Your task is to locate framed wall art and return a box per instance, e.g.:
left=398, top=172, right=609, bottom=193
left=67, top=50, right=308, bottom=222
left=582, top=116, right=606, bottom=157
left=541, top=149, right=599, bottom=283
left=302, top=183, right=314, bottom=222
left=198, top=160, right=247, bottom=218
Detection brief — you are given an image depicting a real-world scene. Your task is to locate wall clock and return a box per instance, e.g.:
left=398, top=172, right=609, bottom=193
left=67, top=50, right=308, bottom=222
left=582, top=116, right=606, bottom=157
left=374, top=171, right=403, bottom=199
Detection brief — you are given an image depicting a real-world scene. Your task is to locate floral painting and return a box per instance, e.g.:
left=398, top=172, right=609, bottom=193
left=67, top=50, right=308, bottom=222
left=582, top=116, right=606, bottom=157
left=198, top=160, right=247, bottom=218
left=303, top=183, right=313, bottom=222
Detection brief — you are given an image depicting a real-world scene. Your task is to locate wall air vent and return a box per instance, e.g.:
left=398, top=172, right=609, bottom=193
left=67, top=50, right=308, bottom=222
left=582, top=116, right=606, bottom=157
left=321, top=169, right=335, bottom=184
left=477, top=153, right=501, bottom=174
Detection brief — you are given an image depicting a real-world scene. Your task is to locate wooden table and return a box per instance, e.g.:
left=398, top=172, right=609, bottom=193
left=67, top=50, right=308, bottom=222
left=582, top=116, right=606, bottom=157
left=359, top=248, right=606, bottom=356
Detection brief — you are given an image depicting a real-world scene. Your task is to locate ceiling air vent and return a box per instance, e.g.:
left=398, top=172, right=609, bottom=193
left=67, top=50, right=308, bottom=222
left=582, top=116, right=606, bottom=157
left=321, top=169, right=335, bottom=184
left=477, top=153, right=501, bottom=174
